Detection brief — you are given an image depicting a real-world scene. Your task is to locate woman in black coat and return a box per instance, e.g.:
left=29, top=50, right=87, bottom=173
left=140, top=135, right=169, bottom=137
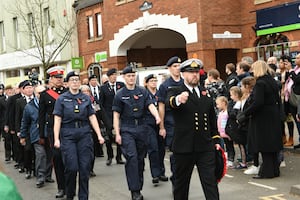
left=242, top=60, right=283, bottom=179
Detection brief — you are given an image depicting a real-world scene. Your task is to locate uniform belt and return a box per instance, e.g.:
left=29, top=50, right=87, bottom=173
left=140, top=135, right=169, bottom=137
left=62, top=121, right=89, bottom=128
left=121, top=118, right=144, bottom=126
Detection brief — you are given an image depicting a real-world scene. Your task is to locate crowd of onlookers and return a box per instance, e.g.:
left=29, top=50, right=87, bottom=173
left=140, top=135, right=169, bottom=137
left=0, top=52, right=300, bottom=199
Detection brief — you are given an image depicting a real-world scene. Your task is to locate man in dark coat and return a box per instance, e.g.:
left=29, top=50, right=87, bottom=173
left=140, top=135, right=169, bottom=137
left=166, top=58, right=221, bottom=200
left=99, top=68, right=125, bottom=165
left=39, top=66, right=67, bottom=198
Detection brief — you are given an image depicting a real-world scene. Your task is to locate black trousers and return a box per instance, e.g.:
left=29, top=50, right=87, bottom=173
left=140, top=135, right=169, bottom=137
left=48, top=128, right=65, bottom=191
left=173, top=151, right=219, bottom=200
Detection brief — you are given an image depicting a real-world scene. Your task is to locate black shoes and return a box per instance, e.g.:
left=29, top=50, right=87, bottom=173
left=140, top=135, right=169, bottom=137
left=116, top=159, right=125, bottom=164
left=55, top=190, right=65, bottom=198
left=25, top=171, right=31, bottom=179
left=159, top=175, right=168, bottom=182
left=131, top=191, right=143, bottom=200
left=36, top=180, right=44, bottom=188
left=45, top=178, right=55, bottom=183
left=106, top=158, right=112, bottom=166
left=294, top=144, right=300, bottom=149
left=19, top=167, right=25, bottom=173
left=152, top=177, right=159, bottom=185
left=90, top=171, right=96, bottom=177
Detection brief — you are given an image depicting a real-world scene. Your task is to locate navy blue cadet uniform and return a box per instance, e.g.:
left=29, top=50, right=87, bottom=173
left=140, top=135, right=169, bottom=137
left=144, top=74, right=163, bottom=183
left=112, top=66, right=160, bottom=200
left=53, top=72, right=99, bottom=200
left=157, top=56, right=183, bottom=185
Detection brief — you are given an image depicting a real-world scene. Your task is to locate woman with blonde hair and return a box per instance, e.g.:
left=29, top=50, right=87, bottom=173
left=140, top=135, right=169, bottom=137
left=241, top=60, right=282, bottom=179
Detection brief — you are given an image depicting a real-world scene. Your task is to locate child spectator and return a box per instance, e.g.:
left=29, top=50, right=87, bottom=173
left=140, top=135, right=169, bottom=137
left=216, top=96, right=235, bottom=168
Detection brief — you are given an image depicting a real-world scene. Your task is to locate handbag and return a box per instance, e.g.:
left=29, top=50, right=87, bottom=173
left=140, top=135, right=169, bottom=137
left=289, top=88, right=300, bottom=107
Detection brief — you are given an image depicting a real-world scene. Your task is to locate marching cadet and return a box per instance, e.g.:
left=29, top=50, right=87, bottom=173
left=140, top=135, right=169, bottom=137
left=166, top=58, right=221, bottom=200
left=157, top=56, right=183, bottom=186
left=53, top=71, right=105, bottom=200
left=144, top=74, right=165, bottom=185
left=112, top=66, right=161, bottom=200
left=39, top=66, right=67, bottom=198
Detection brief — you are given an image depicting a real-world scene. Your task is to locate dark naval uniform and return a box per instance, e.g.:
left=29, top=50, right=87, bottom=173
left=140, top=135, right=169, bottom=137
left=53, top=90, right=94, bottom=200
left=39, top=85, right=67, bottom=195
left=99, top=74, right=125, bottom=163
left=166, top=58, right=221, bottom=200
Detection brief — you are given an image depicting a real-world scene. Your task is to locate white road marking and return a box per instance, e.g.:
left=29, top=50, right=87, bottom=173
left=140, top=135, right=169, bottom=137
left=248, top=181, right=277, bottom=191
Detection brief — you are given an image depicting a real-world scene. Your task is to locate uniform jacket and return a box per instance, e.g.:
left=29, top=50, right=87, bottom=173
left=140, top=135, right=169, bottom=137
left=20, top=99, right=39, bottom=144
left=0, top=96, right=8, bottom=129
left=99, top=81, right=124, bottom=122
left=5, top=93, right=22, bottom=132
left=166, top=84, right=220, bottom=153
left=243, top=75, right=282, bottom=153
left=15, top=96, right=27, bottom=133
left=39, top=87, right=67, bottom=138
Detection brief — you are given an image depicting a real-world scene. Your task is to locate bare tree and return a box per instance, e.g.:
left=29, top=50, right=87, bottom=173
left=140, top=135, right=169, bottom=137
left=7, top=0, right=76, bottom=73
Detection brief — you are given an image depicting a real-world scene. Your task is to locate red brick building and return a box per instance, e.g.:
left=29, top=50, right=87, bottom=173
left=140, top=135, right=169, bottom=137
left=74, top=0, right=300, bottom=80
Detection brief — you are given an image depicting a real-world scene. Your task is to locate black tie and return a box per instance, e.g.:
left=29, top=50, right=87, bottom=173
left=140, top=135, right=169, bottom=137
left=192, top=88, right=198, bottom=98
left=111, top=84, right=115, bottom=94
left=93, top=87, right=98, bottom=100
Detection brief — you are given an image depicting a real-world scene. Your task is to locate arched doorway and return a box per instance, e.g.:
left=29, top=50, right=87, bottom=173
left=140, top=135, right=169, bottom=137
left=88, top=63, right=102, bottom=83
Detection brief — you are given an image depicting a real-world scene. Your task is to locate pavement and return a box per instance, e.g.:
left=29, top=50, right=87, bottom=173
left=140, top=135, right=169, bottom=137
left=1, top=140, right=300, bottom=200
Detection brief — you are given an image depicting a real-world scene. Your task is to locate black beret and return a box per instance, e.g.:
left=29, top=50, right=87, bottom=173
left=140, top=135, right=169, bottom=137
left=166, top=56, right=181, bottom=67
left=19, top=80, right=33, bottom=89
left=0, top=84, right=4, bottom=90
left=107, top=68, right=117, bottom=76
left=180, top=58, right=203, bottom=72
left=66, top=71, right=80, bottom=82
left=145, top=74, right=157, bottom=83
left=89, top=74, right=97, bottom=81
left=122, top=66, right=136, bottom=74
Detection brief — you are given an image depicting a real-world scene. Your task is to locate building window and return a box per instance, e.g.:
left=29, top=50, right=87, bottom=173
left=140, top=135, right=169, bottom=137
left=87, top=16, right=94, bottom=39
left=28, top=13, right=35, bottom=46
left=44, top=7, right=53, bottom=42
left=96, top=13, right=102, bottom=38
left=13, top=17, right=20, bottom=49
left=0, top=21, right=6, bottom=52
left=116, top=0, right=136, bottom=5
left=6, top=69, right=20, bottom=78
left=254, top=0, right=272, bottom=5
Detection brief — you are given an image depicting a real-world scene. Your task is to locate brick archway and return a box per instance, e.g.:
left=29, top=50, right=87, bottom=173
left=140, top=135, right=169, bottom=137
left=109, top=11, right=198, bottom=57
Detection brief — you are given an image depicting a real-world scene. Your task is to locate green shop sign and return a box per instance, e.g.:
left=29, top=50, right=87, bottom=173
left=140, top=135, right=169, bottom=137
left=72, top=57, right=84, bottom=69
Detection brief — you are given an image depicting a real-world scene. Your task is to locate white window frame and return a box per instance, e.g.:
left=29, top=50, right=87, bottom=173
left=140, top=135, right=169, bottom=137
left=96, top=13, right=102, bottom=38
left=13, top=17, right=20, bottom=49
left=88, top=16, right=94, bottom=39
left=0, top=21, right=6, bottom=52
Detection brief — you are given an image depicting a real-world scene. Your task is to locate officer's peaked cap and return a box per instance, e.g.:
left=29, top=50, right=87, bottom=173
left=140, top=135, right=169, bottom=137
left=166, top=56, right=181, bottom=67
left=180, top=58, right=203, bottom=72
left=66, top=71, right=80, bottom=82
left=46, top=66, right=65, bottom=78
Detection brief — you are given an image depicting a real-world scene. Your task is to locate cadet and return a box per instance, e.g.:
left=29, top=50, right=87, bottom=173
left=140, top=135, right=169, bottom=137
left=39, top=66, right=67, bottom=198
left=53, top=71, right=105, bottom=200
left=144, top=74, right=165, bottom=185
left=166, top=58, right=221, bottom=200
left=113, top=66, right=161, bottom=200
left=157, top=56, right=183, bottom=186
